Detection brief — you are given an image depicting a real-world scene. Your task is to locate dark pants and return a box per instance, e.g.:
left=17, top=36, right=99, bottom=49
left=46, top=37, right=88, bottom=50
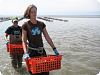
left=10, top=54, right=23, bottom=69
left=28, top=48, right=49, bottom=75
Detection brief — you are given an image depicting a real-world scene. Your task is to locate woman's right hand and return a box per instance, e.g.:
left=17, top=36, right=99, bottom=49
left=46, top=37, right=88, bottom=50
left=23, top=52, right=30, bottom=60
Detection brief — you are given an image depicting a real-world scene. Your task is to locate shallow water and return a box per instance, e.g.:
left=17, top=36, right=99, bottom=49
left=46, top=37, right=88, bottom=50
left=0, top=17, right=100, bottom=75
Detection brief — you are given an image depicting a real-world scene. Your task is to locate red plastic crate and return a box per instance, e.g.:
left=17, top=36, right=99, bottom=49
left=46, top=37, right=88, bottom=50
left=7, top=44, right=24, bottom=54
left=26, top=55, right=62, bottom=74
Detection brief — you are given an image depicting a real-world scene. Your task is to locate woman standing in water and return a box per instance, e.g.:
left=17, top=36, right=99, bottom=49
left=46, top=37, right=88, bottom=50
left=22, top=4, right=59, bottom=75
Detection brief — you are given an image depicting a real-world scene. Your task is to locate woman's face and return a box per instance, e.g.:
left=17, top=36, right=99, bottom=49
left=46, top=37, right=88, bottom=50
left=29, top=7, right=37, bottom=19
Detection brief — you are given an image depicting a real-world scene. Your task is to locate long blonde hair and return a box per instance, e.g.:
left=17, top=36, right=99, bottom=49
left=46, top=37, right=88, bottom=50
left=24, top=4, right=37, bottom=19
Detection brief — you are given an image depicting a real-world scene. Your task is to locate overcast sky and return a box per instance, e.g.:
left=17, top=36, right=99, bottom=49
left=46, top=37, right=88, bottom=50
left=0, top=0, right=100, bottom=16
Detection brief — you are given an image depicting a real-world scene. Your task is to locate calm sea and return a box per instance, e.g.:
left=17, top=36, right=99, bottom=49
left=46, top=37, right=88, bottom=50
left=0, top=17, right=100, bottom=75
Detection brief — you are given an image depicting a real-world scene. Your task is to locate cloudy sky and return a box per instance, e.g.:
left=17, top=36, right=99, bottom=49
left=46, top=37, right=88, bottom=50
left=0, top=0, right=100, bottom=16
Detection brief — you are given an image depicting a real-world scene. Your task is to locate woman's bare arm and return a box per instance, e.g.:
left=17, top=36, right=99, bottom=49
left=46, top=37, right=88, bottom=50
left=43, top=28, right=56, bottom=49
left=22, top=29, right=28, bottom=53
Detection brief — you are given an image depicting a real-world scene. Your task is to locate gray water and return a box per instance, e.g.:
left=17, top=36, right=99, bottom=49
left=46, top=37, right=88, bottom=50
left=0, top=17, right=100, bottom=75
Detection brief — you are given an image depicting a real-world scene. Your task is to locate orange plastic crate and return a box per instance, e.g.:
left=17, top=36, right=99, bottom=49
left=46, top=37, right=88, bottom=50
left=26, top=55, right=62, bottom=74
left=7, top=44, right=24, bottom=54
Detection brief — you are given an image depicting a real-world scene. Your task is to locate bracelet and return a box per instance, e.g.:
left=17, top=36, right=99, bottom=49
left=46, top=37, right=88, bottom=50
left=53, top=47, right=56, bottom=50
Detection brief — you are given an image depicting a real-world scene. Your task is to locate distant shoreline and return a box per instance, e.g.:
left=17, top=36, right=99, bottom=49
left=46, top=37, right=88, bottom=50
left=0, top=15, right=100, bottom=18
left=39, top=15, right=100, bottom=18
